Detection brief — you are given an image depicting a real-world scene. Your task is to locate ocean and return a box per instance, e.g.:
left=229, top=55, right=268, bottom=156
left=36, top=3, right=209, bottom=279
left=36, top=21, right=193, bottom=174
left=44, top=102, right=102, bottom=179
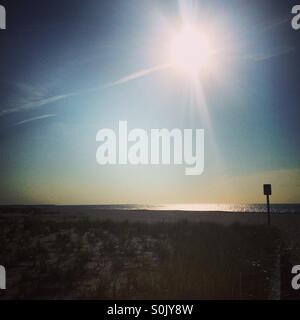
left=91, top=203, right=300, bottom=214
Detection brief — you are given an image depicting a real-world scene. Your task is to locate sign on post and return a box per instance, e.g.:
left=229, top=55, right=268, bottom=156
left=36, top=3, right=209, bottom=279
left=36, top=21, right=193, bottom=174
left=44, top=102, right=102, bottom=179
left=264, top=184, right=272, bottom=196
left=263, top=184, right=272, bottom=226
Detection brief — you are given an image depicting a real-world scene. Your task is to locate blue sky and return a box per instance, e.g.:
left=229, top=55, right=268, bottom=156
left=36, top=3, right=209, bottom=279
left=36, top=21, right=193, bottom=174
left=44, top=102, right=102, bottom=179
left=0, top=0, right=299, bottom=204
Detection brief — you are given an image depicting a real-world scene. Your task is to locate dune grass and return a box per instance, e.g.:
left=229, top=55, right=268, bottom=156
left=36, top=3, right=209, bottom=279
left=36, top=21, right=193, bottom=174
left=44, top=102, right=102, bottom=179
left=0, top=216, right=280, bottom=299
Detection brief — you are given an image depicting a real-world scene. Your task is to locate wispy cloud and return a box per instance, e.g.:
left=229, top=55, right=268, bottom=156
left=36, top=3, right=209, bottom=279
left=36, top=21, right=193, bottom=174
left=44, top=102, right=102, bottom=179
left=104, top=64, right=171, bottom=88
left=0, top=93, right=76, bottom=117
left=260, top=16, right=291, bottom=33
left=12, top=114, right=56, bottom=127
left=243, top=47, right=294, bottom=62
left=0, top=64, right=170, bottom=118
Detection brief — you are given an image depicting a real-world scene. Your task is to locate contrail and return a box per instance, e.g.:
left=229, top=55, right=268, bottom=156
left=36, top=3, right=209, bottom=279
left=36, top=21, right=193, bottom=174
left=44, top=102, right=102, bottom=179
left=260, top=16, right=291, bottom=33
left=0, top=64, right=171, bottom=117
left=243, top=47, right=294, bottom=62
left=0, top=95, right=75, bottom=117
left=12, top=114, right=56, bottom=127
left=104, top=64, right=171, bottom=88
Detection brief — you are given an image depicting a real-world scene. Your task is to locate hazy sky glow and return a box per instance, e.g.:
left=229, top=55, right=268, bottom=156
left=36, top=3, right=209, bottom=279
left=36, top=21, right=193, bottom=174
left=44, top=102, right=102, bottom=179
left=0, top=0, right=299, bottom=204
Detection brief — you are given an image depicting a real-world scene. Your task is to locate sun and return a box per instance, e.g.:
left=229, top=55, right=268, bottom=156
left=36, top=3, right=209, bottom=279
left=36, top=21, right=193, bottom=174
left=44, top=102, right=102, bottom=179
left=169, top=24, right=214, bottom=75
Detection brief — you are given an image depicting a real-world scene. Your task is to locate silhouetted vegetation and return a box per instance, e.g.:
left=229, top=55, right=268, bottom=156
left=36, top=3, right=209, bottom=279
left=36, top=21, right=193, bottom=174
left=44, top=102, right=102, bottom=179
left=0, top=214, right=281, bottom=299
